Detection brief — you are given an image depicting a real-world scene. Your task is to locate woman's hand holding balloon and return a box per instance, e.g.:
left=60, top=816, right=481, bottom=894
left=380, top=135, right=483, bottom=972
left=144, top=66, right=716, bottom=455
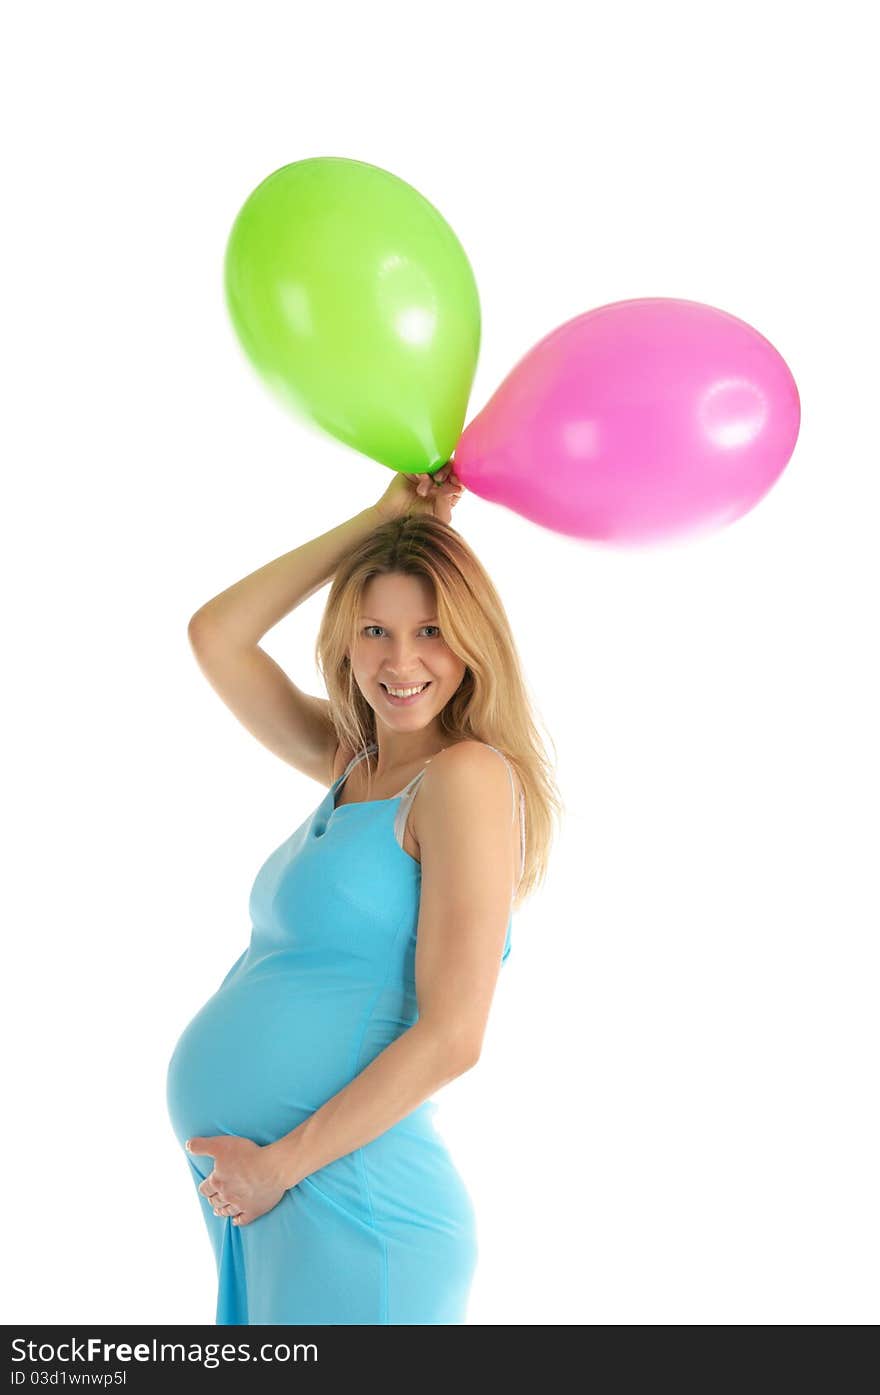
left=374, top=465, right=465, bottom=525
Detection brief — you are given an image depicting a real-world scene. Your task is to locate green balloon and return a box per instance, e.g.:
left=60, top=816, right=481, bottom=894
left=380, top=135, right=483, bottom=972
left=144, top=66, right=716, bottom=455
left=224, top=157, right=481, bottom=474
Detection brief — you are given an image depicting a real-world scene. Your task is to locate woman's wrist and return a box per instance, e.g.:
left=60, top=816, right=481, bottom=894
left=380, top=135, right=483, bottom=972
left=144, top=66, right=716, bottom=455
left=263, top=1131, right=306, bottom=1191
left=370, top=497, right=412, bottom=525
left=371, top=504, right=402, bottom=525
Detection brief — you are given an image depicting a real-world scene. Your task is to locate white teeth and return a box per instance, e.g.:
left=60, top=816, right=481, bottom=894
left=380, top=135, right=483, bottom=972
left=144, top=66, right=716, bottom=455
left=385, top=683, right=428, bottom=697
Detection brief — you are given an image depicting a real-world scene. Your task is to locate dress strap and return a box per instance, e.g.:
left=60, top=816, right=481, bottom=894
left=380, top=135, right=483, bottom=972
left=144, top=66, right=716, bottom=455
left=393, top=772, right=430, bottom=856
left=339, top=745, right=374, bottom=783
left=398, top=765, right=430, bottom=797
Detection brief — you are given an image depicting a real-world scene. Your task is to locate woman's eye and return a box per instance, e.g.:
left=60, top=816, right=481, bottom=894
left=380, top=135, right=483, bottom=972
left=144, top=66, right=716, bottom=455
left=362, top=625, right=441, bottom=638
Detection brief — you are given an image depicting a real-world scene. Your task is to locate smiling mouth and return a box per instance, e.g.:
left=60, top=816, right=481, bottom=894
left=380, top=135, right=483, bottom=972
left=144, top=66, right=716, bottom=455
left=380, top=682, right=432, bottom=702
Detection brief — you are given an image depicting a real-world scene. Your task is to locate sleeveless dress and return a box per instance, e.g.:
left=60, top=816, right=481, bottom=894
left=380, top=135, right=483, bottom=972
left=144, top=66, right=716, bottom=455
left=166, top=741, right=526, bottom=1325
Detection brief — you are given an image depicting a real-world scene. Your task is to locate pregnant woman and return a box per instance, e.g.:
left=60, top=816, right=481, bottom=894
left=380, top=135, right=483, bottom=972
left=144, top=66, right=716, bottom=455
left=166, top=463, right=558, bottom=1324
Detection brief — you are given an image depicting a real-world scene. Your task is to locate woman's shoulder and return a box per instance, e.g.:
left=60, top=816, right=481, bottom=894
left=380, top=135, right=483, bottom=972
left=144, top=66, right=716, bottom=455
left=443, top=738, right=513, bottom=765
left=330, top=736, right=516, bottom=794
left=426, top=739, right=517, bottom=795
left=413, top=742, right=522, bottom=856
left=437, top=737, right=506, bottom=761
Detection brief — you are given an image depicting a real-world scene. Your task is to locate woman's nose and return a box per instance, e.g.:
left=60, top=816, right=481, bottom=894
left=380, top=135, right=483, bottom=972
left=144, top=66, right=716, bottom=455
left=386, top=641, right=423, bottom=673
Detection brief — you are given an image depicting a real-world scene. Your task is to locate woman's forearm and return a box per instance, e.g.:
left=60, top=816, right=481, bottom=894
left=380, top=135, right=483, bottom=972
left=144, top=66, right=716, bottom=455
left=190, top=504, right=386, bottom=647
left=264, top=1023, right=477, bottom=1190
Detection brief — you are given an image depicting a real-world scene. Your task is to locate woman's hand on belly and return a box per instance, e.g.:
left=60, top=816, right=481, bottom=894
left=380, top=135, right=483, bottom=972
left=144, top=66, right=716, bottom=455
left=186, top=1133, right=290, bottom=1228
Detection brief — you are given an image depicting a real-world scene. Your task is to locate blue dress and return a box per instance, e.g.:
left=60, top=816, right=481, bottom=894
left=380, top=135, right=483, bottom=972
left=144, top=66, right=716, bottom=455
left=166, top=741, right=525, bottom=1325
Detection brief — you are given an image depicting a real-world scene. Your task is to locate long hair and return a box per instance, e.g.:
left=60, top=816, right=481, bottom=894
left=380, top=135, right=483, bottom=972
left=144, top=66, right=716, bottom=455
left=315, top=512, right=563, bottom=909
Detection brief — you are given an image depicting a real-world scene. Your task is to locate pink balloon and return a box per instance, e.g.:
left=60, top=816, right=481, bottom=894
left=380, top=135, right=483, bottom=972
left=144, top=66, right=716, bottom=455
left=453, top=298, right=801, bottom=546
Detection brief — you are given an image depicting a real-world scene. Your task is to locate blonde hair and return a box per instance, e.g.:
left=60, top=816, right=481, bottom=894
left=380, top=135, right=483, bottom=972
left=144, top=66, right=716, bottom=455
left=315, top=513, right=564, bottom=909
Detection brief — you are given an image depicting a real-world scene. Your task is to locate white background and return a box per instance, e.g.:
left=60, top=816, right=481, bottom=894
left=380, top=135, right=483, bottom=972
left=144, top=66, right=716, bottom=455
left=3, top=0, right=877, bottom=1325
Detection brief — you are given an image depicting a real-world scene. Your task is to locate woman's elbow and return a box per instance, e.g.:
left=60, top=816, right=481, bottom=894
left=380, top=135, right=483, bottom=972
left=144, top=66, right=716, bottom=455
left=434, top=1023, right=483, bottom=1074
left=452, top=1038, right=482, bottom=1073
left=418, top=1018, right=482, bottom=1074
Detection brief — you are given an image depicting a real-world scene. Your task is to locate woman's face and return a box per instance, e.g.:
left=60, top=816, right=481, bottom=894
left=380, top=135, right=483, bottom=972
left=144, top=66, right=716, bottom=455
left=348, top=573, right=466, bottom=730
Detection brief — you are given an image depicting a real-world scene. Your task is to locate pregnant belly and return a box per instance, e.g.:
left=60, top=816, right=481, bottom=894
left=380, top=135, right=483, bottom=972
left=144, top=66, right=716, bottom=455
left=166, top=968, right=378, bottom=1147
